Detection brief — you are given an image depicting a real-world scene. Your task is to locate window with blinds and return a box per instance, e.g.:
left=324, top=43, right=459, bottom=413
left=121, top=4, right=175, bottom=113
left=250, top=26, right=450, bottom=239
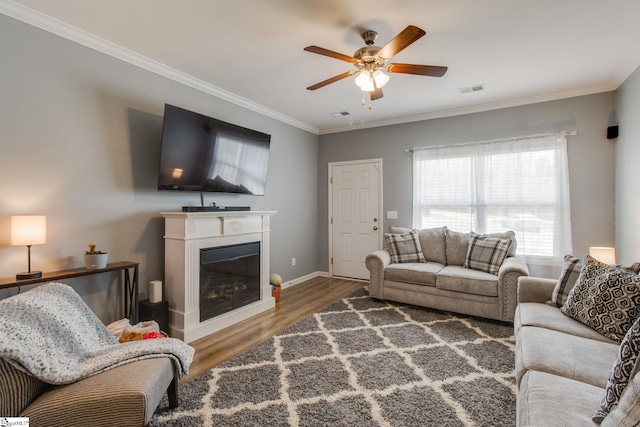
left=412, top=133, right=572, bottom=260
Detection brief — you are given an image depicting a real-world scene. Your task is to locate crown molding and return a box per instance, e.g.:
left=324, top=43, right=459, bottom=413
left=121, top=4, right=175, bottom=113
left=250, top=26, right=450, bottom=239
left=319, top=83, right=617, bottom=135
left=0, top=0, right=320, bottom=135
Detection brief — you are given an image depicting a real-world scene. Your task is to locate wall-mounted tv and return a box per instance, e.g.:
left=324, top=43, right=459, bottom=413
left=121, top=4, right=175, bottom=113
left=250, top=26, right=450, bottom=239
left=158, top=104, right=271, bottom=195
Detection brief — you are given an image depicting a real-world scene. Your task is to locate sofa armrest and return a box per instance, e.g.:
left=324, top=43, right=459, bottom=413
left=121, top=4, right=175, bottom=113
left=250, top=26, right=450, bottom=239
left=517, top=276, right=558, bottom=304
left=366, top=250, right=391, bottom=299
left=497, top=256, right=529, bottom=322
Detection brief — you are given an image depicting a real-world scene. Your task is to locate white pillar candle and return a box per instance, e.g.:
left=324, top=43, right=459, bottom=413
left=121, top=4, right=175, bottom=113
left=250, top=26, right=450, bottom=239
left=149, top=280, right=163, bottom=303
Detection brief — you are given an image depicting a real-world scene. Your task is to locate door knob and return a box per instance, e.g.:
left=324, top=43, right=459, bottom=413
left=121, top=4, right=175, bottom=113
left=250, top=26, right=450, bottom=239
left=373, top=226, right=378, bottom=231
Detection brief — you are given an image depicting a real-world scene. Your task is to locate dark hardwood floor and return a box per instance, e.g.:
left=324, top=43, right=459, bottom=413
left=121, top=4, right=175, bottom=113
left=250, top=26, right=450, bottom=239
left=182, top=275, right=365, bottom=385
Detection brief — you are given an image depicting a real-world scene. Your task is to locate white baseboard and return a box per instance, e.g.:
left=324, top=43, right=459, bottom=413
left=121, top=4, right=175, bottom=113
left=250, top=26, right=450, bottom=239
left=281, top=271, right=329, bottom=289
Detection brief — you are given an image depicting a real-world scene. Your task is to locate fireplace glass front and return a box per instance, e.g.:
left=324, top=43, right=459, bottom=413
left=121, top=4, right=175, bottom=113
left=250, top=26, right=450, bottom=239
left=199, top=241, right=260, bottom=322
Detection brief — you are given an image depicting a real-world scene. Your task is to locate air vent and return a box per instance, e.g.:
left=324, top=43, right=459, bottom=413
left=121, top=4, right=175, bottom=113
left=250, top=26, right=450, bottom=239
left=330, top=111, right=351, bottom=117
left=458, top=84, right=485, bottom=94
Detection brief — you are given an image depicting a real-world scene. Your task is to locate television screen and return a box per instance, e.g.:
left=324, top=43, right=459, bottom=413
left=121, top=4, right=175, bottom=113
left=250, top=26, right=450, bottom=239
left=158, top=104, right=271, bottom=195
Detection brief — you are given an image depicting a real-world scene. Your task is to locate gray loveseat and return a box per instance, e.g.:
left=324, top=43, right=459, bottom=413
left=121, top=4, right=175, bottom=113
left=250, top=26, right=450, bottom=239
left=365, top=226, right=529, bottom=322
left=515, top=274, right=640, bottom=426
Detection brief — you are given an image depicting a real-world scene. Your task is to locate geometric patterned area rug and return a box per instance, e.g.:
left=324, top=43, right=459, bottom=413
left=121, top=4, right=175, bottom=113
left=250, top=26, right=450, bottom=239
left=150, top=288, right=516, bottom=427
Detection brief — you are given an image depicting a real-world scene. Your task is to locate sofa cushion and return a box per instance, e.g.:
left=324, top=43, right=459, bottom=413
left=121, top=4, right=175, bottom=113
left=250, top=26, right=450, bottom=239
left=561, top=255, right=640, bottom=343
left=436, top=265, right=498, bottom=297
left=464, top=232, right=511, bottom=275
left=518, top=370, right=604, bottom=427
left=21, top=358, right=174, bottom=427
left=384, top=262, right=443, bottom=286
left=0, top=358, right=47, bottom=416
left=445, top=229, right=469, bottom=266
left=594, top=316, right=640, bottom=423
left=384, top=229, right=425, bottom=264
left=418, top=227, right=447, bottom=264
left=551, top=254, right=583, bottom=307
left=515, top=326, right=618, bottom=388
left=514, top=303, right=616, bottom=344
left=389, top=226, right=447, bottom=264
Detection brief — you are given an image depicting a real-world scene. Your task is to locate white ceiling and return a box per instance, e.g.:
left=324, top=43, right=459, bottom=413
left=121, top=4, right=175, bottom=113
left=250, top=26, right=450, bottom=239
left=4, top=0, right=640, bottom=134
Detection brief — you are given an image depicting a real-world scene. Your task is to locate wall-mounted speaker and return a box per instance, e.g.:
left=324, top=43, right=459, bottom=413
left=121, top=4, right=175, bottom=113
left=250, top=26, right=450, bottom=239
left=607, top=125, right=619, bottom=140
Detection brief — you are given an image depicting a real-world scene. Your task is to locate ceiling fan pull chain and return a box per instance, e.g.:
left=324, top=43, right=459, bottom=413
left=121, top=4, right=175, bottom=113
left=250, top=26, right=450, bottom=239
left=362, top=91, right=365, bottom=106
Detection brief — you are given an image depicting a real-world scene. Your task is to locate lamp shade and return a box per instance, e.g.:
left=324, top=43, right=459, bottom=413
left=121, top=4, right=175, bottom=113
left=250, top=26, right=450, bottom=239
left=355, top=70, right=374, bottom=91
left=355, top=69, right=390, bottom=92
left=589, top=246, right=616, bottom=265
left=11, top=215, right=47, bottom=246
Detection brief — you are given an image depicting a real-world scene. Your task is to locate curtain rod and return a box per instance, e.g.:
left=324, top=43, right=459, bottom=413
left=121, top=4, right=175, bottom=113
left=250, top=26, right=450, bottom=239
left=404, top=130, right=578, bottom=154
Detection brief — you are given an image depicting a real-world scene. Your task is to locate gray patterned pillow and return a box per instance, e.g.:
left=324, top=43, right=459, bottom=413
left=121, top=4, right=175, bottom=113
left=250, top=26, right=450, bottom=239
left=553, top=256, right=640, bottom=307
left=384, top=229, right=426, bottom=264
left=552, top=255, right=583, bottom=307
left=561, top=256, right=640, bottom=343
left=464, top=232, right=511, bottom=275
left=593, top=316, right=640, bottom=423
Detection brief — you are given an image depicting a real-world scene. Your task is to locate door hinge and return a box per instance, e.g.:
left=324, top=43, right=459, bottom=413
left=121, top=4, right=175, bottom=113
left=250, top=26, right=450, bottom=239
left=330, top=217, right=333, bottom=224
left=330, top=177, right=333, bottom=184
left=331, top=257, right=333, bottom=264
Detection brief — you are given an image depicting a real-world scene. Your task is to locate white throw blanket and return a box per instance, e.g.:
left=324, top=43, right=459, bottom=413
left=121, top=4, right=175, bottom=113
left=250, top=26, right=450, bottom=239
left=0, top=282, right=194, bottom=385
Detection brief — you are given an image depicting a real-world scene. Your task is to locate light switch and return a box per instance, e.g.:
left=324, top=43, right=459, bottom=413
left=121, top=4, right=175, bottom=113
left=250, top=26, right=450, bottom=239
left=387, top=211, right=398, bottom=219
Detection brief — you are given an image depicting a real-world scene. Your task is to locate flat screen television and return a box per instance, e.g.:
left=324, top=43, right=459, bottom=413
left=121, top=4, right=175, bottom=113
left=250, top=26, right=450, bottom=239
left=157, top=104, right=271, bottom=195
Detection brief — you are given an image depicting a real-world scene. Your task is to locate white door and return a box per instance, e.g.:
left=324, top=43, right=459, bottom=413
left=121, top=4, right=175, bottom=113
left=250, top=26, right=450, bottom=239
left=329, top=159, right=382, bottom=279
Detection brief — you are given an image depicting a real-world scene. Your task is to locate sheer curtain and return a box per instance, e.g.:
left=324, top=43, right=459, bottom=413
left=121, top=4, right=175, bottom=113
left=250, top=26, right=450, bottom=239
left=412, top=133, right=572, bottom=261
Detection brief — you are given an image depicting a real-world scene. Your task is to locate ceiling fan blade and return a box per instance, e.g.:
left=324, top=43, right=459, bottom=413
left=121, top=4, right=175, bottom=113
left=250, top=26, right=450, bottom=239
left=306, top=71, right=356, bottom=90
left=386, top=63, right=448, bottom=77
left=376, top=25, right=426, bottom=60
left=304, top=46, right=358, bottom=63
left=369, top=87, right=384, bottom=101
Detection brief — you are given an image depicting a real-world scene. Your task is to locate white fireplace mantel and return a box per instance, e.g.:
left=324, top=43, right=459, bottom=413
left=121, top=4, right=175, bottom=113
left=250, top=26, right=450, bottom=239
left=161, top=211, right=276, bottom=343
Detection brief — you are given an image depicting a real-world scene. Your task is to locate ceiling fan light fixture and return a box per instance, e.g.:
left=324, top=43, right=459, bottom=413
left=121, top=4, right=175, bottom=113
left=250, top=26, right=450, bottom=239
left=355, top=70, right=374, bottom=91
left=355, top=69, right=389, bottom=92
left=372, top=70, right=389, bottom=88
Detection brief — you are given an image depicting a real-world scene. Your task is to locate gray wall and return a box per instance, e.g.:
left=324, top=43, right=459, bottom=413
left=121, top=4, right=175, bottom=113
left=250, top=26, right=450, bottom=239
left=318, top=92, right=617, bottom=278
left=615, top=66, right=640, bottom=265
left=0, top=16, right=319, bottom=322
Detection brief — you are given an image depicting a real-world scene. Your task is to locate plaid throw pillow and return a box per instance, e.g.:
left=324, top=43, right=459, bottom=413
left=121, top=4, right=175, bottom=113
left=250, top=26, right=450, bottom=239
left=551, top=255, right=583, bottom=307
left=384, top=229, right=426, bottom=264
left=464, top=232, right=511, bottom=275
left=561, top=256, right=640, bottom=343
left=593, top=316, right=640, bottom=423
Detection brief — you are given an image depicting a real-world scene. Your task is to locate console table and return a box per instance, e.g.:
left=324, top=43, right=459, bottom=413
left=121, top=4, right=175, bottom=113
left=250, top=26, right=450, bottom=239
left=0, top=261, right=139, bottom=322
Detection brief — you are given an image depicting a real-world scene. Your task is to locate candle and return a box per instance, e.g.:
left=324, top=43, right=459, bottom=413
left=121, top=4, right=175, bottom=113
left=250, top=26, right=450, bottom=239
left=149, top=280, right=163, bottom=303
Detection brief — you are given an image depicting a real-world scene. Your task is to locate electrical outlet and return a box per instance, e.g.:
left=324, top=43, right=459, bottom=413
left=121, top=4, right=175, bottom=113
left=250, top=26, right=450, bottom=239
left=292, top=257, right=296, bottom=266
left=387, top=210, right=398, bottom=219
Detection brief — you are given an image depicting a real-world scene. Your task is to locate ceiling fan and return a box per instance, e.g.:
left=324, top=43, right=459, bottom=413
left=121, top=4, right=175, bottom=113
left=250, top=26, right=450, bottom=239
left=304, top=25, right=448, bottom=106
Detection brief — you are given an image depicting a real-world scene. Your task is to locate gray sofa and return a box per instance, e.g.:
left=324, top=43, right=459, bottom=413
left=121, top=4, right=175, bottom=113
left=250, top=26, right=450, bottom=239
left=365, top=226, right=529, bottom=322
left=515, top=276, right=639, bottom=426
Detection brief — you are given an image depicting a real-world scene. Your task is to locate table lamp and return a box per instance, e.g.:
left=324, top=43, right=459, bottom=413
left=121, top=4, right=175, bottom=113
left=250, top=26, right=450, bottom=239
left=589, top=246, right=616, bottom=265
left=11, top=215, right=47, bottom=279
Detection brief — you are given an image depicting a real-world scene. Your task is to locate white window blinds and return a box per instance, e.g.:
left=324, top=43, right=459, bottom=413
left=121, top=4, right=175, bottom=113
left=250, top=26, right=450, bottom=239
left=412, top=133, right=572, bottom=260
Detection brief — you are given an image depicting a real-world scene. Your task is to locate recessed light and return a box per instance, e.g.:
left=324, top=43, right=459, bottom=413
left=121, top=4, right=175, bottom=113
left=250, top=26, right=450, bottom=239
left=330, top=111, right=350, bottom=117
